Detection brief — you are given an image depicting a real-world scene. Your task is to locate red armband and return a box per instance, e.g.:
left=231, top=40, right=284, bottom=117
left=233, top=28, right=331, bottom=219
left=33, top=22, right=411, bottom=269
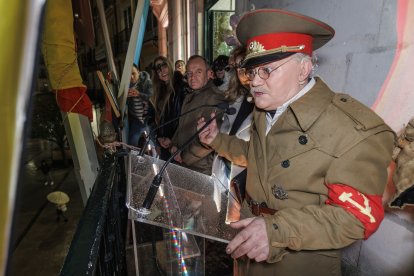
left=325, top=184, right=384, bottom=239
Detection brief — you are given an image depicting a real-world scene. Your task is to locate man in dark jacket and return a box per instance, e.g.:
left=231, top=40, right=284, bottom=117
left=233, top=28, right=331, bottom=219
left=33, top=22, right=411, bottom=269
left=170, top=55, right=227, bottom=175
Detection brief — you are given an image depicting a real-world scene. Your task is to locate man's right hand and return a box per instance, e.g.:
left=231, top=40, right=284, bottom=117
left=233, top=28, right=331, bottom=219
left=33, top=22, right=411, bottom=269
left=226, top=217, right=270, bottom=262
left=197, top=113, right=219, bottom=145
left=170, top=146, right=182, bottom=163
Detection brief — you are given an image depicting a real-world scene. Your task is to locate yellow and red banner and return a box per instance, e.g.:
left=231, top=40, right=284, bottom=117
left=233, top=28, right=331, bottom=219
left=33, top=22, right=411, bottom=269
left=41, top=0, right=92, bottom=121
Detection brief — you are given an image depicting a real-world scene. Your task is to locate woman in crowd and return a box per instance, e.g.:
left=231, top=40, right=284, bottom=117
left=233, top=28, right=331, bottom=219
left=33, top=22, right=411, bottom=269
left=150, top=56, right=187, bottom=160
left=212, top=46, right=254, bottom=222
left=212, top=55, right=230, bottom=92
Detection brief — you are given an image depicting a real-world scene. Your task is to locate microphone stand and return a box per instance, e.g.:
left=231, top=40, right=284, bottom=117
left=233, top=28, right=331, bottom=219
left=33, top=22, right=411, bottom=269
left=138, top=103, right=228, bottom=156
left=141, top=110, right=226, bottom=211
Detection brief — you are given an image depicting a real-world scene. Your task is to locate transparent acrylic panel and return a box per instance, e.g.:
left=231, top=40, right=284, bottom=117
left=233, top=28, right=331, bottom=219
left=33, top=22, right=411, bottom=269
left=127, top=152, right=245, bottom=243
left=130, top=220, right=205, bottom=276
left=127, top=152, right=201, bottom=261
left=163, top=230, right=205, bottom=276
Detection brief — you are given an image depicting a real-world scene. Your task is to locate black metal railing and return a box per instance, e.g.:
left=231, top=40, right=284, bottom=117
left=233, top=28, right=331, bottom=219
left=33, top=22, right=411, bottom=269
left=60, top=153, right=128, bottom=275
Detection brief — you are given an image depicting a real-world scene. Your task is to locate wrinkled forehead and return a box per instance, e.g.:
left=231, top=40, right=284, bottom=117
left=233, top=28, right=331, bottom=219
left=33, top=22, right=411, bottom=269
left=187, top=57, right=207, bottom=71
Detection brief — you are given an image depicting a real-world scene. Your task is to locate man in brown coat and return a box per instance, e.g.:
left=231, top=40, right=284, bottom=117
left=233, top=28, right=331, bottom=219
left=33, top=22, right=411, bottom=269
left=170, top=55, right=227, bottom=175
left=198, top=9, right=395, bottom=275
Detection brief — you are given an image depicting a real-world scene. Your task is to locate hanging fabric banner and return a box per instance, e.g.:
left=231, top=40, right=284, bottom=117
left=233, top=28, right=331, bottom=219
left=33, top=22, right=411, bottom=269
left=41, top=0, right=93, bottom=121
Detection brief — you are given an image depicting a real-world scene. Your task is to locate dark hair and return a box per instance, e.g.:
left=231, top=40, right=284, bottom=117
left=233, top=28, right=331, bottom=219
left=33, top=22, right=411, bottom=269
left=212, top=55, right=229, bottom=72
left=230, top=47, right=246, bottom=68
left=225, top=46, right=249, bottom=102
left=132, top=63, right=139, bottom=70
left=150, top=56, right=175, bottom=124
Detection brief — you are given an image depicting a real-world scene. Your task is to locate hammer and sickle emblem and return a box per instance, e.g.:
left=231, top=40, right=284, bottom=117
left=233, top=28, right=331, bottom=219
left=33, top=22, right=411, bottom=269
left=338, top=192, right=376, bottom=223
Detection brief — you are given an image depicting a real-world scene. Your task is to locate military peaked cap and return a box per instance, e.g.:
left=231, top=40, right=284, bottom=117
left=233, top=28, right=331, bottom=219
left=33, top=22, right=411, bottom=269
left=236, top=9, right=335, bottom=68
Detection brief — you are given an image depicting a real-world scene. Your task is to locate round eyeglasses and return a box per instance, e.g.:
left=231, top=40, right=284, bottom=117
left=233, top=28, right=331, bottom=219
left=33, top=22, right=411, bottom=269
left=246, top=57, right=295, bottom=81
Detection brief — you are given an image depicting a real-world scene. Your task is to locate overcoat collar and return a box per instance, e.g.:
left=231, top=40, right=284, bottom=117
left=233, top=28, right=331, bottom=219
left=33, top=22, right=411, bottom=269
left=187, top=81, right=215, bottom=96
left=184, top=81, right=218, bottom=108
left=252, top=77, right=333, bottom=133
left=251, top=78, right=333, bottom=197
left=289, top=77, right=333, bottom=132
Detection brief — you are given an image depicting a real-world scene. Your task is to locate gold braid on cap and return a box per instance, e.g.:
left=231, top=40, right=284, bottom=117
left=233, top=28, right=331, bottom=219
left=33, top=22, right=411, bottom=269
left=246, top=41, right=305, bottom=59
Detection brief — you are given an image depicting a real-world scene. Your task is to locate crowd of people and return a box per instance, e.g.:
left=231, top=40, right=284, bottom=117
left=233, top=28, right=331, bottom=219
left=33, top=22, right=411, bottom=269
left=124, top=8, right=395, bottom=275
left=127, top=47, right=252, bottom=176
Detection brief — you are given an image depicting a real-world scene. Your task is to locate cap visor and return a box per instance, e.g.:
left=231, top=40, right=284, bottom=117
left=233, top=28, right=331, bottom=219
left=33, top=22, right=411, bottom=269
left=242, top=52, right=295, bottom=68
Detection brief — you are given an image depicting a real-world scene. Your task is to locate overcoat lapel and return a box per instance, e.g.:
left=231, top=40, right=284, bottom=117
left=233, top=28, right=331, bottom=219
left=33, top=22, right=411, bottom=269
left=266, top=78, right=333, bottom=162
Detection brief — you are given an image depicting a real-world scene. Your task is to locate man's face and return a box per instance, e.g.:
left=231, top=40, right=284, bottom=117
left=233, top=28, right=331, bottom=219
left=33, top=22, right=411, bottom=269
left=175, top=61, right=185, bottom=75
left=215, top=68, right=225, bottom=80
left=249, top=56, right=303, bottom=110
left=131, top=67, right=139, bottom=84
left=186, top=57, right=209, bottom=90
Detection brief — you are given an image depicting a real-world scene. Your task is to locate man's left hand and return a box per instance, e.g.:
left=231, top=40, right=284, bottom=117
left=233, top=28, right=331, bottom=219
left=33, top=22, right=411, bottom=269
left=197, top=112, right=219, bottom=145
left=170, top=146, right=182, bottom=163
left=226, top=217, right=269, bottom=262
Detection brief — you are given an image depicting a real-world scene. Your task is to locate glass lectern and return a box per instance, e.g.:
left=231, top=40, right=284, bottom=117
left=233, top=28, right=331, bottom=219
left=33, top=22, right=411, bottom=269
left=127, top=151, right=247, bottom=275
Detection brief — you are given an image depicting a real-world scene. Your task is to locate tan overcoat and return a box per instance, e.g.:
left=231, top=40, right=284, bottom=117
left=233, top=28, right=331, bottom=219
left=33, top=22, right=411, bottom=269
left=211, top=78, right=394, bottom=275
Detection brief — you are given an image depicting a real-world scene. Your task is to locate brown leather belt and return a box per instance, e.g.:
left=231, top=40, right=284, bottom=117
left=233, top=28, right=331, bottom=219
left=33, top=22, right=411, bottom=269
left=245, top=193, right=277, bottom=216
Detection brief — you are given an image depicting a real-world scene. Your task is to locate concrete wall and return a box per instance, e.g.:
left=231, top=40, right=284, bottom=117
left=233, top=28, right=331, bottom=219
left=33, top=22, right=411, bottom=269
left=251, top=0, right=395, bottom=107
left=246, top=1, right=414, bottom=275
left=249, top=0, right=414, bottom=132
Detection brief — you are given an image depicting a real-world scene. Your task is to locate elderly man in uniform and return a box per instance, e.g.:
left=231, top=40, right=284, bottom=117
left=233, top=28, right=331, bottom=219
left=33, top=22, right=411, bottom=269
left=170, top=55, right=227, bottom=175
left=198, top=9, right=395, bottom=275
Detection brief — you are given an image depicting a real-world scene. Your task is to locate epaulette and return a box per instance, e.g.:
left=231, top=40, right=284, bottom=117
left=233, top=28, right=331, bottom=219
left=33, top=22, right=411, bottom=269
left=332, top=93, right=384, bottom=131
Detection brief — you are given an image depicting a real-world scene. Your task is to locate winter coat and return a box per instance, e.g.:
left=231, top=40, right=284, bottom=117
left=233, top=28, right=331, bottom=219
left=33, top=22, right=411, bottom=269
left=171, top=81, right=227, bottom=175
left=210, top=78, right=394, bottom=275
left=127, top=71, right=152, bottom=122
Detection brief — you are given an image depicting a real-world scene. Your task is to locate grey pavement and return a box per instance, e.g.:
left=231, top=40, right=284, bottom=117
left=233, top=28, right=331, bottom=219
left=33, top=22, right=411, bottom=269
left=9, top=139, right=84, bottom=276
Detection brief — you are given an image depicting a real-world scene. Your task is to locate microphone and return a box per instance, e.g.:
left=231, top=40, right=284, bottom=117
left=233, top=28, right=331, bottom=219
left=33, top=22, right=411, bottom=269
left=139, top=102, right=230, bottom=156
left=141, top=107, right=235, bottom=211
